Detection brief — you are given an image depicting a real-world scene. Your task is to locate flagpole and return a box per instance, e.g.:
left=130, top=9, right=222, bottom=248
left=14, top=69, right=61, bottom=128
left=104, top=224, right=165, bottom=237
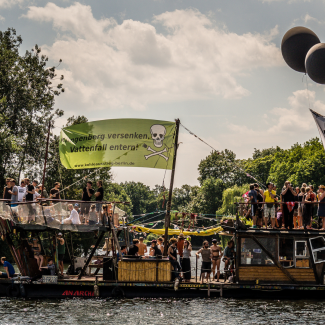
left=163, top=119, right=180, bottom=256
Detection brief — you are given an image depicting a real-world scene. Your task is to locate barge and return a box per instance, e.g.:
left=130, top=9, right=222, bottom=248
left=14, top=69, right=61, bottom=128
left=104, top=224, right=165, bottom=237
left=1, top=199, right=325, bottom=299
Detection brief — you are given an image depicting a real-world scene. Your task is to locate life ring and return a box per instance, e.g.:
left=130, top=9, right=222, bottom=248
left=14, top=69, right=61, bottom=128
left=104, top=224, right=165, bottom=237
left=111, top=286, right=124, bottom=298
left=6, top=284, right=20, bottom=298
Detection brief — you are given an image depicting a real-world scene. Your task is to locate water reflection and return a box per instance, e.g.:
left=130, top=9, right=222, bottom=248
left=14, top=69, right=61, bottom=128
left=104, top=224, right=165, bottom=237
left=0, top=298, right=322, bottom=325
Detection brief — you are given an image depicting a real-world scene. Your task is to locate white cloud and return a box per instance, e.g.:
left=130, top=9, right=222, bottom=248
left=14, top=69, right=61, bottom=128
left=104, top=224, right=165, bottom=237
left=0, top=0, right=26, bottom=8
left=24, top=3, right=282, bottom=111
left=0, top=15, right=4, bottom=21
left=227, top=89, right=325, bottom=150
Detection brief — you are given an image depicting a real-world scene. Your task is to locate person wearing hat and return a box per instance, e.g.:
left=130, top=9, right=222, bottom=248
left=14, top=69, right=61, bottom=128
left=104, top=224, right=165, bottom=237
left=149, top=240, right=162, bottom=258
left=317, top=185, right=325, bottom=230
left=56, top=233, right=65, bottom=276
left=63, top=204, right=81, bottom=224
left=210, top=239, right=223, bottom=282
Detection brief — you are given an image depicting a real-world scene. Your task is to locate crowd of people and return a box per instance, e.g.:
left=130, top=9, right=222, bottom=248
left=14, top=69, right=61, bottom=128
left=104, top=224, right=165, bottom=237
left=2, top=178, right=110, bottom=226
left=246, top=181, right=325, bottom=230
left=119, top=234, right=235, bottom=284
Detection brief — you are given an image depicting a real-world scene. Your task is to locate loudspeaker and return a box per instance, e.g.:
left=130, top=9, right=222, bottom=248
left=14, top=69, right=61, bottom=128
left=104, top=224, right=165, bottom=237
left=103, top=257, right=116, bottom=280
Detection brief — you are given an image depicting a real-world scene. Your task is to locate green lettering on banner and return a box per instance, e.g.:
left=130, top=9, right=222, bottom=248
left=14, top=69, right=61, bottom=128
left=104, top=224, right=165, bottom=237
left=60, top=118, right=175, bottom=170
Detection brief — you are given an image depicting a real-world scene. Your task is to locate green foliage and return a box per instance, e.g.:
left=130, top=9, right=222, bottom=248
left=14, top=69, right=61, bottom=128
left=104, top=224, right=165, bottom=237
left=268, top=138, right=325, bottom=190
left=217, top=184, right=250, bottom=216
left=0, top=28, right=64, bottom=187
left=186, top=178, right=225, bottom=214
left=198, top=149, right=250, bottom=187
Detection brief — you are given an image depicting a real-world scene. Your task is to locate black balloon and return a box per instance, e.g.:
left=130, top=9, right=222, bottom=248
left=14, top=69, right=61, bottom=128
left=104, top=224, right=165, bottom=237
left=281, top=26, right=320, bottom=73
left=306, top=43, right=325, bottom=84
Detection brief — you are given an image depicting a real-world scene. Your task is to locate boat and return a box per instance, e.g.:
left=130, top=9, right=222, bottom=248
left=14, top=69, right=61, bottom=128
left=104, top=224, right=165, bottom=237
left=1, top=117, right=325, bottom=299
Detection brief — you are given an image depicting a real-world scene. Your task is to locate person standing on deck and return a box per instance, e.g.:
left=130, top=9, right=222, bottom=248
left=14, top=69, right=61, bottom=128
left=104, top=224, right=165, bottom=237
left=248, top=184, right=257, bottom=228
left=223, top=240, right=235, bottom=270
left=128, top=239, right=139, bottom=257
left=8, top=179, right=18, bottom=208
left=0, top=257, right=15, bottom=279
left=168, top=238, right=181, bottom=280
left=309, top=185, right=316, bottom=228
left=24, top=178, right=35, bottom=223
left=196, top=240, right=212, bottom=284
left=57, top=233, right=65, bottom=276
left=302, top=188, right=313, bottom=230
left=182, top=240, right=192, bottom=283
left=317, top=185, right=325, bottom=230
left=157, top=237, right=164, bottom=254
left=281, top=181, right=297, bottom=230
left=150, top=240, right=162, bottom=257
left=177, top=233, right=185, bottom=265
left=3, top=178, right=12, bottom=201
left=17, top=180, right=26, bottom=202
left=80, top=181, right=94, bottom=223
left=94, top=180, right=104, bottom=216
left=264, top=182, right=277, bottom=229
left=137, top=237, right=147, bottom=256
left=210, top=239, right=222, bottom=282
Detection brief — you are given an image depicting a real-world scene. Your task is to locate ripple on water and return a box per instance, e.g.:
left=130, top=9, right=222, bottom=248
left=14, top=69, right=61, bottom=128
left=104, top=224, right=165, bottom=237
left=0, top=298, right=324, bottom=325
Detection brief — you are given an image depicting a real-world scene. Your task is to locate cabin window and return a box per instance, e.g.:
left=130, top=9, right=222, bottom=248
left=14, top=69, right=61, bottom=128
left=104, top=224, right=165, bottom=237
left=240, top=238, right=275, bottom=265
left=279, top=238, right=294, bottom=268
left=295, top=241, right=310, bottom=268
left=310, top=237, right=325, bottom=264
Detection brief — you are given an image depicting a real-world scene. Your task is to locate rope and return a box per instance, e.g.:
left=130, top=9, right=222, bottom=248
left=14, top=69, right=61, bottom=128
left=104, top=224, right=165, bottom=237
left=180, top=122, right=266, bottom=189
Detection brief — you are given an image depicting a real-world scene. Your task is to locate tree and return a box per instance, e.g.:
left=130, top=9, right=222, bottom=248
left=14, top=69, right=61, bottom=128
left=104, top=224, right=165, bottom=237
left=186, top=178, right=225, bottom=215
left=120, top=181, right=155, bottom=215
left=198, top=149, right=249, bottom=187
left=244, top=155, right=274, bottom=185
left=0, top=28, right=64, bottom=187
left=268, top=138, right=325, bottom=189
left=217, top=183, right=250, bottom=216
left=172, top=184, right=199, bottom=211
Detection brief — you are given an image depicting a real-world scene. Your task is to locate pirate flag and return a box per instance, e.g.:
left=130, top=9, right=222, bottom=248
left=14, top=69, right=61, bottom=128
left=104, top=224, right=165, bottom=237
left=310, top=109, right=325, bottom=150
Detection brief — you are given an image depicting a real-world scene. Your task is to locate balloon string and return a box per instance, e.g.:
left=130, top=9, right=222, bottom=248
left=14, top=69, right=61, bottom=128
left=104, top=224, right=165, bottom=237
left=303, top=73, right=311, bottom=109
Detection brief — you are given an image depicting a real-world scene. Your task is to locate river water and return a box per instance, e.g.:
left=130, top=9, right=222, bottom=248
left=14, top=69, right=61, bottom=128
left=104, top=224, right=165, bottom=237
left=0, top=297, right=323, bottom=325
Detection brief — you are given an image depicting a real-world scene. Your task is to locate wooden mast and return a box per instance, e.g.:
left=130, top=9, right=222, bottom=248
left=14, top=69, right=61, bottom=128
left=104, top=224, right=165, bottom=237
left=163, top=119, right=180, bottom=256
left=41, top=119, right=51, bottom=198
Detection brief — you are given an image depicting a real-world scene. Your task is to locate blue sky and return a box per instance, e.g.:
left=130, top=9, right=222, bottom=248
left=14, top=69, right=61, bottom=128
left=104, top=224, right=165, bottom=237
left=1, top=0, right=325, bottom=188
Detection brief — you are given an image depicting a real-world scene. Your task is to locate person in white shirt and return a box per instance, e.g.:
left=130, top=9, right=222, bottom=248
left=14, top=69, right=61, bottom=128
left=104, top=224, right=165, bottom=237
left=63, top=204, right=81, bottom=225
left=17, top=180, right=26, bottom=202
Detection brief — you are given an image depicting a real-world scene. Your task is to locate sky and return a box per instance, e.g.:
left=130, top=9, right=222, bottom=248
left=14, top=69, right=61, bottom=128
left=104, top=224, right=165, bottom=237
left=1, top=0, right=325, bottom=189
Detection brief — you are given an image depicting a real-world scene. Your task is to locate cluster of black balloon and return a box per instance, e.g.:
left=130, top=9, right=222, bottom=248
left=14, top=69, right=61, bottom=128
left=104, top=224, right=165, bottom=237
left=282, top=26, right=325, bottom=84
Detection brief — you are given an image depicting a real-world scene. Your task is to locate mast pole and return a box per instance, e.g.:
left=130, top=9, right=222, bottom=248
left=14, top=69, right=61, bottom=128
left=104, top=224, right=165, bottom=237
left=163, top=119, right=180, bottom=256
left=41, top=119, right=51, bottom=198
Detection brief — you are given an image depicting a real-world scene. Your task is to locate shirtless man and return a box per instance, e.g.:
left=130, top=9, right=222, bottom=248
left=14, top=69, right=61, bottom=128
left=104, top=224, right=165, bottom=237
left=210, top=239, right=223, bottom=282
left=137, top=237, right=147, bottom=256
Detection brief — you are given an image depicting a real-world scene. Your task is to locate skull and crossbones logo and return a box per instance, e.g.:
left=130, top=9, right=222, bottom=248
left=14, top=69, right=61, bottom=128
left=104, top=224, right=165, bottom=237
left=144, top=125, right=169, bottom=161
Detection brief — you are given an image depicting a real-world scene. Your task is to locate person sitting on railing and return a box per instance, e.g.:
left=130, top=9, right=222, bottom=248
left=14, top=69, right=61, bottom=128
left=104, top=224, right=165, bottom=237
left=87, top=204, right=98, bottom=225
left=223, top=240, right=235, bottom=271
left=63, top=204, right=81, bottom=224
left=0, top=257, right=15, bottom=279
left=149, top=240, right=162, bottom=258
left=26, top=238, right=44, bottom=271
